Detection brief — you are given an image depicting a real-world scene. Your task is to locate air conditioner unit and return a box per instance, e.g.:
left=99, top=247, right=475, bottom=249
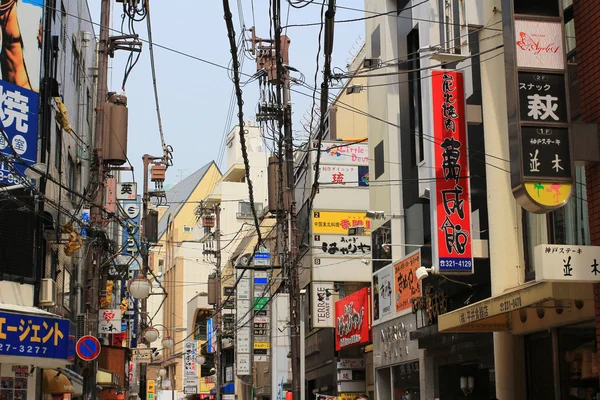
left=39, top=278, right=57, bottom=307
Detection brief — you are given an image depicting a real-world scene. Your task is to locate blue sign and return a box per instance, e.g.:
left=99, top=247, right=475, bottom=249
left=0, top=310, right=69, bottom=360
left=207, top=318, right=213, bottom=353
left=254, top=277, right=268, bottom=285
left=0, top=80, right=39, bottom=186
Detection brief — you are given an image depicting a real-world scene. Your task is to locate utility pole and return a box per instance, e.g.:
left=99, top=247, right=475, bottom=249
left=214, top=204, right=222, bottom=400
left=84, top=1, right=110, bottom=398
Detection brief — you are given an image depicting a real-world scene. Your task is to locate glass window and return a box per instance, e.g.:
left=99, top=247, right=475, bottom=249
left=558, top=322, right=599, bottom=399
left=238, top=202, right=262, bottom=215
left=62, top=269, right=71, bottom=310
left=392, top=362, right=420, bottom=400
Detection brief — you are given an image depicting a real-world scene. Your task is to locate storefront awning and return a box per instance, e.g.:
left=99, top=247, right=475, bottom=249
left=57, top=368, right=83, bottom=396
left=438, top=281, right=594, bottom=333
left=42, top=369, right=75, bottom=394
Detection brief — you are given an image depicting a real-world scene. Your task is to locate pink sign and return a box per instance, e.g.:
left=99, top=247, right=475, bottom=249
left=515, top=19, right=564, bottom=70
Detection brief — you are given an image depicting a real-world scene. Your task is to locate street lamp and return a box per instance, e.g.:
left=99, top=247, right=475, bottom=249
left=145, top=324, right=175, bottom=349
left=196, top=355, right=206, bottom=365
left=158, top=368, right=167, bottom=377
left=143, top=327, right=159, bottom=343
left=128, top=276, right=152, bottom=299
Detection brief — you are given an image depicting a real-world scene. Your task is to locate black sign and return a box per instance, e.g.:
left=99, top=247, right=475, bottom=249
left=254, top=310, right=267, bottom=317
left=106, top=262, right=128, bottom=280
left=518, top=72, right=568, bottom=123
left=253, top=349, right=268, bottom=355
left=223, top=299, right=235, bottom=309
left=224, top=287, right=234, bottom=296
left=253, top=322, right=268, bottom=336
left=521, top=126, right=571, bottom=179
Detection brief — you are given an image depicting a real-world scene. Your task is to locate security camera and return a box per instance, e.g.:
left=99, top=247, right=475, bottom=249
left=416, top=266, right=431, bottom=281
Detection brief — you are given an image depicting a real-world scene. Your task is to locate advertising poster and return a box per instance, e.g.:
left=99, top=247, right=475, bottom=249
left=372, top=264, right=393, bottom=322
left=318, top=142, right=369, bottom=166
left=98, top=309, right=122, bottom=334
left=0, top=0, right=42, bottom=186
left=394, top=251, right=422, bottom=314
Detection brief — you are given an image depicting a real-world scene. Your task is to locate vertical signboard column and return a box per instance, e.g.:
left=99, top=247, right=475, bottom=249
left=431, top=71, right=474, bottom=274
left=252, top=271, right=270, bottom=362
left=235, top=268, right=252, bottom=376
left=502, top=0, right=574, bottom=213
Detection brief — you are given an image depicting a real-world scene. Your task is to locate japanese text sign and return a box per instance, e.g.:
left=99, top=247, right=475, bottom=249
left=518, top=72, right=567, bottom=123
left=313, top=234, right=372, bottom=258
left=318, top=142, right=369, bottom=166
left=394, top=251, right=422, bottom=313
left=318, top=165, right=369, bottom=187
left=98, top=309, right=122, bottom=334
left=0, top=0, right=42, bottom=187
left=121, top=196, right=141, bottom=267
left=372, top=264, right=393, bottom=323
left=116, top=182, right=137, bottom=200
left=335, top=287, right=371, bottom=351
left=432, top=71, right=473, bottom=273
left=534, top=244, right=600, bottom=282
left=312, top=211, right=371, bottom=235
left=0, top=310, right=69, bottom=360
left=311, top=282, right=335, bottom=328
left=0, top=80, right=39, bottom=186
left=183, top=340, right=198, bottom=377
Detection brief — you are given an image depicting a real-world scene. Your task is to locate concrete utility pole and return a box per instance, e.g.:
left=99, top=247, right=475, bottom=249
left=84, top=0, right=110, bottom=399
left=214, top=204, right=222, bottom=400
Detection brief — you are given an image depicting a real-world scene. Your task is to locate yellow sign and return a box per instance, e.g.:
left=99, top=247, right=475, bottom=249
left=312, top=211, right=371, bottom=234
left=338, top=393, right=360, bottom=400
left=525, top=182, right=572, bottom=208
left=254, top=341, right=270, bottom=349
left=147, top=380, right=155, bottom=394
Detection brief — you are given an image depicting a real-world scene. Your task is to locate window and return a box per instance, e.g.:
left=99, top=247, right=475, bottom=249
left=374, top=140, right=384, bottom=179
left=183, top=225, right=193, bottom=233
left=407, top=29, right=424, bottom=165
left=158, top=258, right=164, bottom=274
left=71, top=41, right=80, bottom=83
left=54, top=123, right=62, bottom=169
left=440, top=0, right=461, bottom=54
left=238, top=202, right=263, bottom=217
left=514, top=0, right=560, bottom=17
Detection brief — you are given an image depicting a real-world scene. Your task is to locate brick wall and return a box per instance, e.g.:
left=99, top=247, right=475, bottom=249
left=574, top=0, right=600, bottom=355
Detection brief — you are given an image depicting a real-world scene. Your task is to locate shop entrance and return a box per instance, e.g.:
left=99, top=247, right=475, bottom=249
left=525, top=321, right=599, bottom=400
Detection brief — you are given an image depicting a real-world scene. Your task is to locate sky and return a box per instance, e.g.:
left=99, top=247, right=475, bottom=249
left=90, top=1, right=366, bottom=189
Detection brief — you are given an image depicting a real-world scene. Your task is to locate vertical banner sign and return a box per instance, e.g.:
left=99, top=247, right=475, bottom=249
left=502, top=0, right=574, bottom=213
left=311, top=282, right=335, bottom=328
left=393, top=251, right=422, bottom=313
left=432, top=71, right=474, bottom=274
left=184, top=340, right=198, bottom=377
left=121, top=196, right=141, bottom=347
left=335, top=287, right=371, bottom=351
left=0, top=0, right=41, bottom=186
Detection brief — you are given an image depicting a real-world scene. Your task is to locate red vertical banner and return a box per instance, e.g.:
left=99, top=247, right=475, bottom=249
left=432, top=71, right=473, bottom=274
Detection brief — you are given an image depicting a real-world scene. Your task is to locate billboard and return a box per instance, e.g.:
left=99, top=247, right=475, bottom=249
left=318, top=165, right=369, bottom=187
left=335, top=287, right=371, bottom=351
left=311, top=281, right=335, bottom=328
left=312, top=211, right=371, bottom=235
left=0, top=0, right=43, bottom=186
left=372, top=264, right=393, bottom=323
left=432, top=71, right=473, bottom=274
left=318, top=142, right=369, bottom=166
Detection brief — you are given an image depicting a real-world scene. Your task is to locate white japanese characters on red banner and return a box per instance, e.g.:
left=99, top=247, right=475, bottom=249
left=184, top=340, right=198, bottom=377
left=98, top=309, right=122, bottom=334
left=534, top=245, right=600, bottom=282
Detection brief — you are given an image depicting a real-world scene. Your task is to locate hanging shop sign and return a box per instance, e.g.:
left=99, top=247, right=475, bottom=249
left=393, top=250, right=422, bottom=314
left=411, top=284, right=448, bottom=326
left=312, top=211, right=371, bottom=235
left=534, top=244, right=600, bottom=282
left=317, top=142, right=369, bottom=166
left=183, top=340, right=198, bottom=377
left=318, top=165, right=369, bottom=187
left=503, top=1, right=574, bottom=213
left=0, top=0, right=42, bottom=187
left=0, top=310, right=69, bottom=361
left=116, top=182, right=137, bottom=200
left=372, top=264, right=394, bottom=323
left=98, top=309, right=122, bottom=334
left=335, top=287, right=371, bottom=351
left=313, top=234, right=371, bottom=258
left=311, top=282, right=335, bottom=328
left=432, top=70, right=473, bottom=274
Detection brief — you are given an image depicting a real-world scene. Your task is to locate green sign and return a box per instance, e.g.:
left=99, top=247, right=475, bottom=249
left=254, top=297, right=269, bottom=310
